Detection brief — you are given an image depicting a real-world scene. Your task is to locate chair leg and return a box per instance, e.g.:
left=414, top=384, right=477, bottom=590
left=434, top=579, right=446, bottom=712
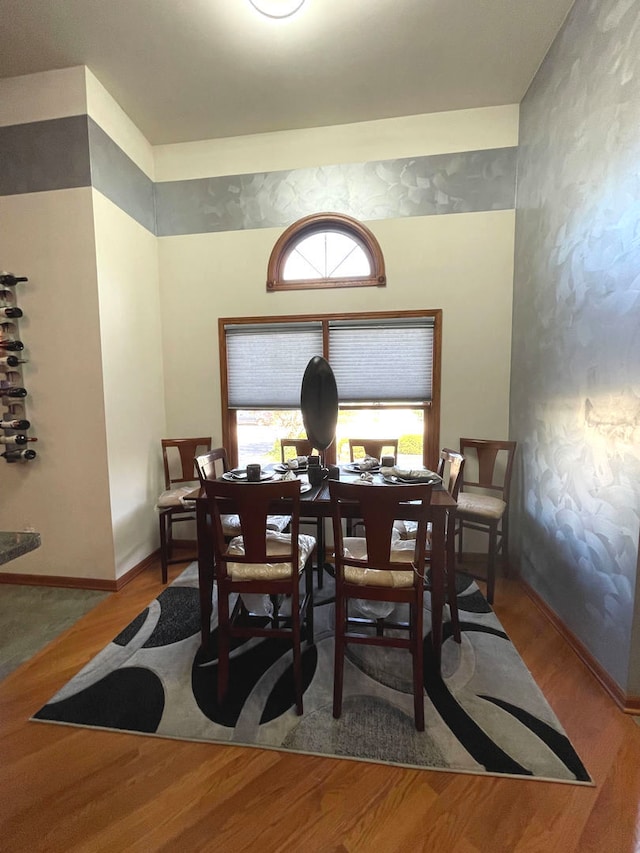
left=316, top=518, right=324, bottom=589
left=159, top=512, right=169, bottom=584
left=217, top=589, right=230, bottom=704
left=292, top=591, right=303, bottom=716
left=446, top=569, right=461, bottom=643
left=446, top=520, right=461, bottom=643
left=486, top=525, right=497, bottom=605
left=501, top=514, right=510, bottom=577
left=333, top=590, right=346, bottom=719
left=305, top=559, right=314, bottom=644
left=412, top=599, right=425, bottom=731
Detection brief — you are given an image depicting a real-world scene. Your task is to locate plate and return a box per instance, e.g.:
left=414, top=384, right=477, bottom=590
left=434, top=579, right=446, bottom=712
left=344, top=462, right=380, bottom=474
left=222, top=471, right=273, bottom=482
left=299, top=482, right=313, bottom=493
left=382, top=473, right=441, bottom=485
left=275, top=462, right=307, bottom=473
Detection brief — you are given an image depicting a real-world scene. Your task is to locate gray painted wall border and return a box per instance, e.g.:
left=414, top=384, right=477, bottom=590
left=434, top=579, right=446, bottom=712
left=0, top=115, right=91, bottom=196
left=154, top=147, right=517, bottom=236
left=0, top=115, right=517, bottom=236
left=87, top=118, right=155, bottom=233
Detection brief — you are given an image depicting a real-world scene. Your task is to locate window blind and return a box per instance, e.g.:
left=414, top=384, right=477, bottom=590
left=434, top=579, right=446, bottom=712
left=226, top=322, right=323, bottom=408
left=328, top=317, right=434, bottom=403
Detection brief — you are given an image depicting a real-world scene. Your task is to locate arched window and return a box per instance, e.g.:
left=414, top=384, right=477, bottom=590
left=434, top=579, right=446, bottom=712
left=267, top=212, right=386, bottom=292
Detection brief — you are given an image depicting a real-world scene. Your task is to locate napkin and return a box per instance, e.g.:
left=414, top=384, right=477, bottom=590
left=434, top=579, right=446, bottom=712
left=287, top=456, right=307, bottom=470
left=390, top=466, right=440, bottom=482
left=356, top=455, right=379, bottom=471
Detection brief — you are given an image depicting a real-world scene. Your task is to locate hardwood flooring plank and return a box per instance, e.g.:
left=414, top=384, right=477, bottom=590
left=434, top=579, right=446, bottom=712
left=1, top=562, right=639, bottom=852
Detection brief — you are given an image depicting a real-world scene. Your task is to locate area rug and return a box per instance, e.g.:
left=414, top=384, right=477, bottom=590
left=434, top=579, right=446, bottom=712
left=32, top=563, right=592, bottom=785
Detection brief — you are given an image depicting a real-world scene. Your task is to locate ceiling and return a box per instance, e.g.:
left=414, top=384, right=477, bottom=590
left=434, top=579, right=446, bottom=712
left=0, top=0, right=575, bottom=146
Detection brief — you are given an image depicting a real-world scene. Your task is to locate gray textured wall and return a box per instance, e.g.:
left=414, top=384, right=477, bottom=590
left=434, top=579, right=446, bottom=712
left=512, top=0, right=640, bottom=692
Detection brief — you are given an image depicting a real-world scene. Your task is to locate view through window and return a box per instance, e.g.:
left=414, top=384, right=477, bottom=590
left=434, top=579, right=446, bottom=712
left=236, top=408, right=425, bottom=469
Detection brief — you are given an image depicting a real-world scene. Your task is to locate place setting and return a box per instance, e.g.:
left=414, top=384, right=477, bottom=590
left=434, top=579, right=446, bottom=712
left=221, top=464, right=273, bottom=482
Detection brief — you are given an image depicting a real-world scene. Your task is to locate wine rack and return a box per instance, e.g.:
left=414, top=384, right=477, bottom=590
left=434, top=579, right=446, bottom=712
left=0, top=272, right=37, bottom=463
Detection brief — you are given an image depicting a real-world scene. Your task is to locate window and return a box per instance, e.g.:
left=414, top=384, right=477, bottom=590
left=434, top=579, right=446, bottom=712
left=219, top=310, right=441, bottom=469
left=267, top=213, right=386, bottom=292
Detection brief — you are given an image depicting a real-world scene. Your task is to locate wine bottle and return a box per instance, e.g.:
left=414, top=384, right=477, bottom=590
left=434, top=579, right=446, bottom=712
left=0, top=417, right=30, bottom=431
left=0, top=306, right=22, bottom=319
left=0, top=434, right=37, bottom=447
left=0, top=273, right=28, bottom=287
left=0, top=355, right=27, bottom=369
left=0, top=385, right=27, bottom=398
left=0, top=340, right=24, bottom=351
left=2, top=448, right=36, bottom=462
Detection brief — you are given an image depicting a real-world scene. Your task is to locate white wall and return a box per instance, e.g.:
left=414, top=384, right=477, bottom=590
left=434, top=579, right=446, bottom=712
left=85, top=68, right=155, bottom=179
left=157, top=107, right=517, bottom=454
left=0, top=188, right=117, bottom=580
left=0, top=66, right=87, bottom=128
left=1, top=67, right=164, bottom=583
left=87, top=68, right=165, bottom=580
left=0, top=66, right=517, bottom=581
left=93, top=191, right=165, bottom=579
left=154, top=104, right=518, bottom=179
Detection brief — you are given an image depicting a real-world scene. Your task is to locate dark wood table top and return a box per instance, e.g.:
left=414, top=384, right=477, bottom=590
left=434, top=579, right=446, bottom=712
left=190, top=464, right=456, bottom=516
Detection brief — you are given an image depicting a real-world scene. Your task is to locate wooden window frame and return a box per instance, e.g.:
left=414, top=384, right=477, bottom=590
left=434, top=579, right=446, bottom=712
left=266, top=212, right=386, bottom=292
left=219, top=309, right=441, bottom=470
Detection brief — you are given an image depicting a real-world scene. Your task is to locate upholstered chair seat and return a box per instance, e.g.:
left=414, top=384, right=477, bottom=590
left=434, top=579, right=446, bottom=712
left=339, top=536, right=417, bottom=588
left=225, top=531, right=316, bottom=580
left=456, top=493, right=506, bottom=519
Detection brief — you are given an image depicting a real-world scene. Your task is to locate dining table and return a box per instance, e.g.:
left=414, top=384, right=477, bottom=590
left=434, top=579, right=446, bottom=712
left=192, top=464, right=457, bottom=671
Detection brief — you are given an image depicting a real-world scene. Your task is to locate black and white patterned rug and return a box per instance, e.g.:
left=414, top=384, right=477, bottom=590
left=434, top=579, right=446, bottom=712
left=32, top=563, right=592, bottom=784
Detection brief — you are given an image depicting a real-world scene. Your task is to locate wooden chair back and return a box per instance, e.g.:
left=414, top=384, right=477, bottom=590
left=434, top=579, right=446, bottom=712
left=459, top=438, right=516, bottom=502
left=195, top=447, right=229, bottom=483
left=280, top=437, right=316, bottom=462
left=438, top=448, right=465, bottom=500
left=348, top=438, right=398, bottom=462
left=330, top=480, right=431, bottom=578
left=203, top=478, right=301, bottom=571
left=162, top=437, right=211, bottom=488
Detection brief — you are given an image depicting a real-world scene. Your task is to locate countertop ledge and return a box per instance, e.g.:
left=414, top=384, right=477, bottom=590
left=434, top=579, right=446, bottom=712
left=0, top=531, right=41, bottom=566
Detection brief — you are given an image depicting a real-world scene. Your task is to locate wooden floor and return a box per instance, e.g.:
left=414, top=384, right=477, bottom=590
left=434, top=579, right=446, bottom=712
left=2, top=557, right=639, bottom=853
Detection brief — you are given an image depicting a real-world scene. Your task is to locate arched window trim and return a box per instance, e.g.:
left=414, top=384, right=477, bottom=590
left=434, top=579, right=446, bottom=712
left=267, top=212, right=386, bottom=292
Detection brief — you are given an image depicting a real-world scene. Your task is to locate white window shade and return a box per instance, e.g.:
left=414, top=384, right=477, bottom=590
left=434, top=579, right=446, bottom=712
left=226, top=322, right=323, bottom=408
left=329, top=318, right=434, bottom=403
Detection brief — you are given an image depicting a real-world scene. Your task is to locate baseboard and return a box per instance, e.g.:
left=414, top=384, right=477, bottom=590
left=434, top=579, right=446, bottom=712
left=114, top=549, right=161, bottom=590
left=520, top=577, right=640, bottom=715
left=0, top=548, right=162, bottom=592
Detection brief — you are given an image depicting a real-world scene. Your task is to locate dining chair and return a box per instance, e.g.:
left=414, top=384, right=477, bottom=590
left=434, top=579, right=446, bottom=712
left=394, top=448, right=465, bottom=642
left=195, top=447, right=292, bottom=539
left=346, top=438, right=399, bottom=535
left=348, top=438, right=398, bottom=464
left=157, top=437, right=211, bottom=583
left=279, top=437, right=324, bottom=585
left=454, top=438, right=517, bottom=605
left=328, top=479, right=434, bottom=731
left=280, top=437, right=318, bottom=463
left=203, top=478, right=316, bottom=714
